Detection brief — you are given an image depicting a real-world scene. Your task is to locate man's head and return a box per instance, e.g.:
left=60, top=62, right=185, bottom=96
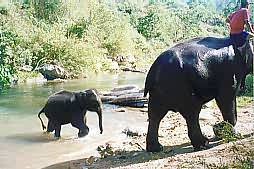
left=241, top=0, right=250, bottom=8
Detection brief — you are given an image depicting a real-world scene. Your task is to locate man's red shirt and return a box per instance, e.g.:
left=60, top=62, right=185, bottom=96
left=229, top=8, right=250, bottom=34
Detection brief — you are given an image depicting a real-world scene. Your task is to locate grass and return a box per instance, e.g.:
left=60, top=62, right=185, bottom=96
left=213, top=121, right=243, bottom=143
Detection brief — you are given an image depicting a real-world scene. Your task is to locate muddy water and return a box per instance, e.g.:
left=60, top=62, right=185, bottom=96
left=0, top=72, right=148, bottom=169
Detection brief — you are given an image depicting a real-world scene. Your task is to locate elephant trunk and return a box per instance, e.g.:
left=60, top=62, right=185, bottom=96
left=97, top=106, right=103, bottom=134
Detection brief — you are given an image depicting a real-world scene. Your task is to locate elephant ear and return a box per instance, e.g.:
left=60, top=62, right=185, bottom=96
left=85, top=89, right=99, bottom=100
left=84, top=89, right=102, bottom=109
left=76, top=91, right=87, bottom=110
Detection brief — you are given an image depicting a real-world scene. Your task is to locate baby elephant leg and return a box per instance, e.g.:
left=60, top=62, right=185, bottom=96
left=71, top=115, right=89, bottom=137
left=54, top=122, right=62, bottom=138
left=47, top=120, right=61, bottom=138
left=46, top=119, right=55, bottom=133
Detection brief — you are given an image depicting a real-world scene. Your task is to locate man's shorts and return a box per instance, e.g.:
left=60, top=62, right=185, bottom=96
left=230, top=31, right=249, bottom=47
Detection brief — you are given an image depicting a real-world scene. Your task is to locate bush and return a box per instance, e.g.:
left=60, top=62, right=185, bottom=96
left=243, top=75, right=253, bottom=97
left=23, top=0, right=67, bottom=23
left=0, top=0, right=234, bottom=90
left=0, top=27, right=20, bottom=88
left=66, top=18, right=89, bottom=38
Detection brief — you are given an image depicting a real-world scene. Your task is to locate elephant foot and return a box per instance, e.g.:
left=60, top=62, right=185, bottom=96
left=193, top=141, right=212, bottom=151
left=146, top=142, right=163, bottom=152
left=192, top=137, right=210, bottom=151
left=54, top=133, right=61, bottom=138
left=78, top=128, right=89, bottom=137
left=53, top=136, right=61, bottom=140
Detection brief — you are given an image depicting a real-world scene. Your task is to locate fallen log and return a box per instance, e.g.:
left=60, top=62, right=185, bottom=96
left=100, top=85, right=147, bottom=108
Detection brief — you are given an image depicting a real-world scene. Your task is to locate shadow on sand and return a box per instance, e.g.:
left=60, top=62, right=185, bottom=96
left=43, top=141, right=221, bottom=169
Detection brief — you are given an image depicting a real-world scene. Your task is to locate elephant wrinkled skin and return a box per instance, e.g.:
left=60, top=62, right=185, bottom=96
left=38, top=89, right=103, bottom=138
left=144, top=37, right=253, bottom=152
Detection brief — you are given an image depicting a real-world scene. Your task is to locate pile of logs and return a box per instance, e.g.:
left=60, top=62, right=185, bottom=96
left=100, top=85, right=148, bottom=108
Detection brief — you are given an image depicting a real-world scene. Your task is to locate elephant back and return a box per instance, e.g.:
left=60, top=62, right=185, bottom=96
left=195, top=37, right=231, bottom=49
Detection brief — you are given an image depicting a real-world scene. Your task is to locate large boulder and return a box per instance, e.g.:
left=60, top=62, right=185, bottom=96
left=36, top=64, right=67, bottom=80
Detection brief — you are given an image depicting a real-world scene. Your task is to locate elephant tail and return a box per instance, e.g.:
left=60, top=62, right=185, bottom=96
left=144, top=61, right=157, bottom=97
left=38, top=108, right=46, bottom=130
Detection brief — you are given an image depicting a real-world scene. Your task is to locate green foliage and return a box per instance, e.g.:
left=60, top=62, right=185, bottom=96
left=0, top=65, right=13, bottom=89
left=242, top=75, right=253, bottom=97
left=23, top=0, right=67, bottom=23
left=16, top=70, right=39, bottom=82
left=66, top=19, right=88, bottom=38
left=97, top=143, right=116, bottom=158
left=0, top=27, right=19, bottom=88
left=0, top=7, right=8, bottom=15
left=136, top=8, right=160, bottom=39
left=237, top=75, right=253, bottom=107
left=85, top=1, right=138, bottom=58
left=97, top=143, right=128, bottom=159
left=0, top=0, right=241, bottom=90
left=213, top=121, right=243, bottom=143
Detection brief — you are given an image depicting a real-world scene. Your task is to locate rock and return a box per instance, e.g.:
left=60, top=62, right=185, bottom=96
left=36, top=64, right=68, bottom=80
left=46, top=78, right=67, bottom=84
left=20, top=65, right=33, bottom=72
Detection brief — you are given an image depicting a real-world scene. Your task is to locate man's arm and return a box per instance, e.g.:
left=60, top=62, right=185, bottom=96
left=243, top=9, right=254, bottom=37
left=245, top=20, right=254, bottom=35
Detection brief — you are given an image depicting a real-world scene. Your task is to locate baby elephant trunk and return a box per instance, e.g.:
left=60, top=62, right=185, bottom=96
left=97, top=107, right=103, bottom=134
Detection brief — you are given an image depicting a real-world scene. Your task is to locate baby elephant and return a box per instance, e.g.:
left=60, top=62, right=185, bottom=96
left=38, top=89, right=103, bottom=138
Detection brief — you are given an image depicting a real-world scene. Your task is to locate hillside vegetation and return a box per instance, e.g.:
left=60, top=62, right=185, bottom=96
left=0, top=0, right=252, bottom=90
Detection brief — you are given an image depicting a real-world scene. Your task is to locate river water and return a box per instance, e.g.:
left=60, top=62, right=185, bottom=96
left=0, top=72, right=148, bottom=169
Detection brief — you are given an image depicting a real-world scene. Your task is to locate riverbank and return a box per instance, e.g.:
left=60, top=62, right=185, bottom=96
left=44, top=102, right=254, bottom=169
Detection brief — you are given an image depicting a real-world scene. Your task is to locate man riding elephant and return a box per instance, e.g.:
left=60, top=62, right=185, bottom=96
left=226, top=0, right=254, bottom=47
left=226, top=0, right=254, bottom=90
left=144, top=36, right=253, bottom=152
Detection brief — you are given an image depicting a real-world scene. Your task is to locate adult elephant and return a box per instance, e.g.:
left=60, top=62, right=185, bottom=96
left=38, top=89, right=103, bottom=138
left=144, top=37, right=253, bottom=152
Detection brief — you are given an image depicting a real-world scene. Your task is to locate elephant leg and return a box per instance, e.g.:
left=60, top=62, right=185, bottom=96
left=54, top=123, right=62, bottom=138
left=215, top=88, right=237, bottom=126
left=240, top=75, right=246, bottom=92
left=182, top=109, right=209, bottom=151
left=71, top=114, right=89, bottom=137
left=46, top=119, right=55, bottom=133
left=146, top=98, right=168, bottom=152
